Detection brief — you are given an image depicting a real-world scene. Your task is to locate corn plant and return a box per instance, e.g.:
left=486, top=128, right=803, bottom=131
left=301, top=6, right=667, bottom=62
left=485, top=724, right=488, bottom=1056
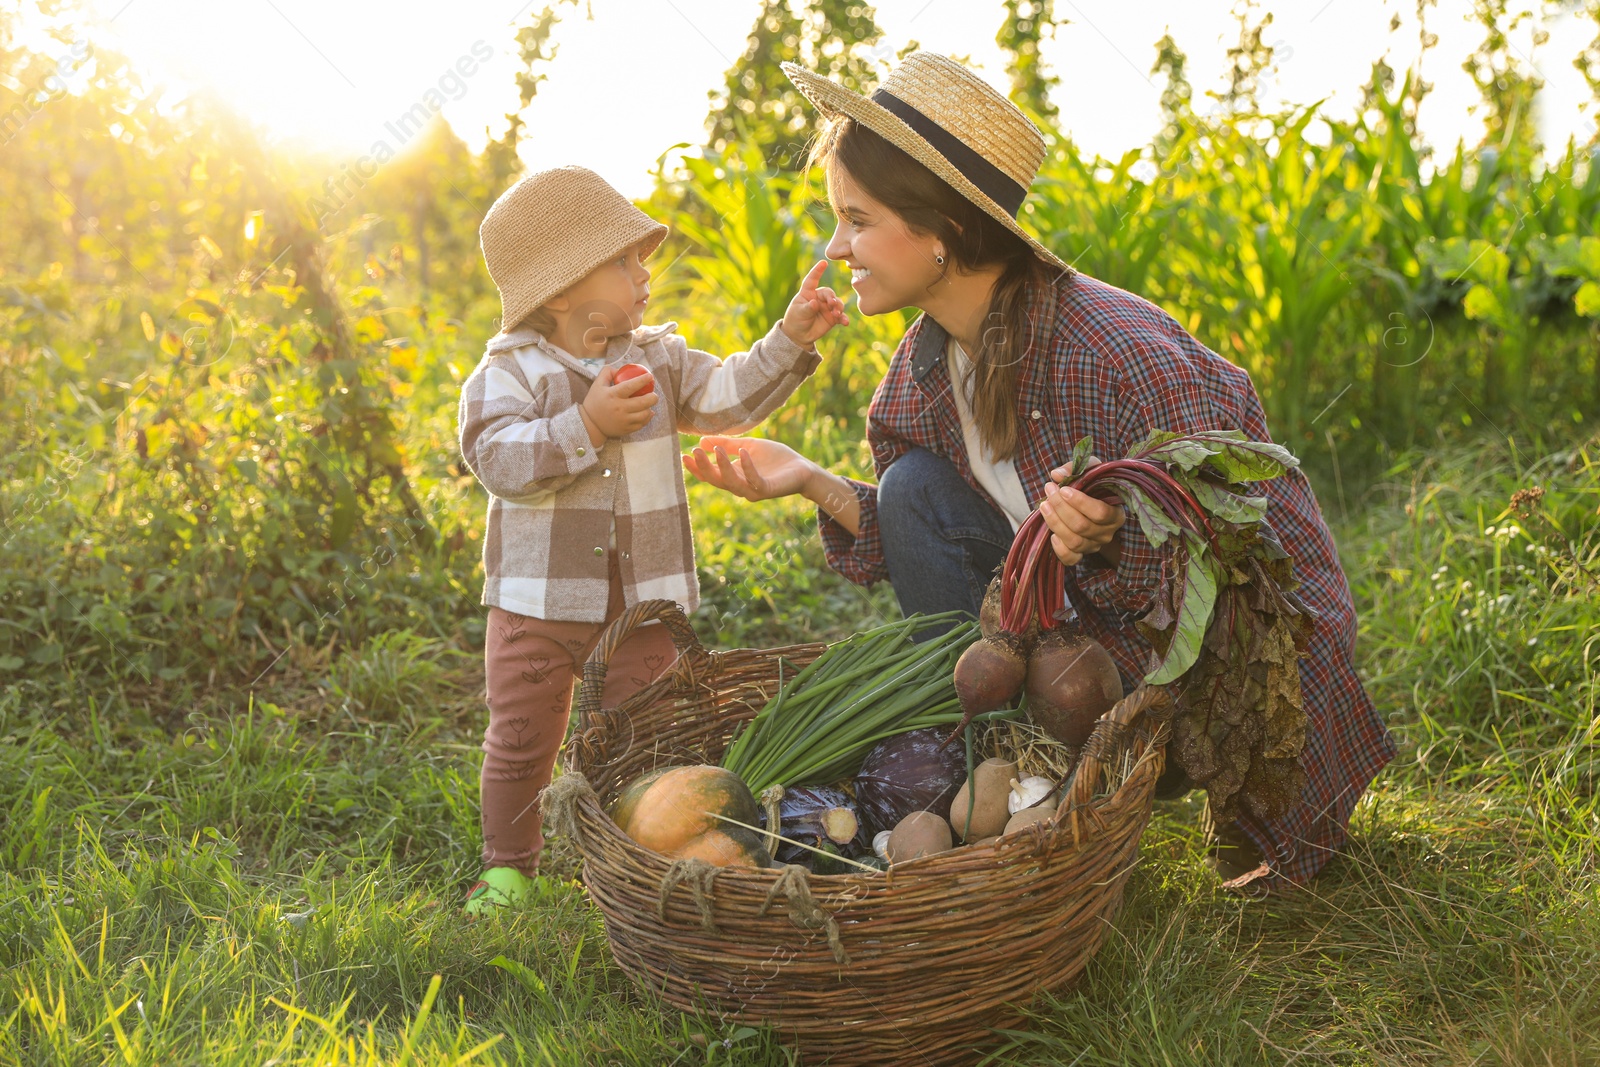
left=1026, top=144, right=1177, bottom=297
left=1531, top=234, right=1600, bottom=404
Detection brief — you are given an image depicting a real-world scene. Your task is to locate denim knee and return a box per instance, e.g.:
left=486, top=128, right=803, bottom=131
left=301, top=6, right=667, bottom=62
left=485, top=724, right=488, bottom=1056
left=878, top=448, right=948, bottom=528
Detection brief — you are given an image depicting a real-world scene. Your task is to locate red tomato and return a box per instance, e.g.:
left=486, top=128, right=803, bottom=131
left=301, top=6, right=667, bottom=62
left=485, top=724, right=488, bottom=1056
left=614, top=362, right=654, bottom=396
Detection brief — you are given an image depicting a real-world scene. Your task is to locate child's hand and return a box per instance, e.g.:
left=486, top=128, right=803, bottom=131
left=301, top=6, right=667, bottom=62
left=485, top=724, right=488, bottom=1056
left=580, top=365, right=657, bottom=442
left=779, top=260, right=849, bottom=347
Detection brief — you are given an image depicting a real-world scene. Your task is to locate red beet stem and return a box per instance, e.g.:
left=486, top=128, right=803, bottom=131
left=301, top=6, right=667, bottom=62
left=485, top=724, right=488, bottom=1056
left=1000, top=510, right=1047, bottom=627
left=1007, top=521, right=1056, bottom=634
left=1034, top=546, right=1055, bottom=630
left=1074, top=461, right=1217, bottom=549
left=1050, top=557, right=1064, bottom=628
left=996, top=453, right=1219, bottom=646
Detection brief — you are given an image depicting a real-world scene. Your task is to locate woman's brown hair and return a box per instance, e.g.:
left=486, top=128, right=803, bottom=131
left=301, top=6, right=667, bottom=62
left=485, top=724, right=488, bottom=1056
left=809, top=117, right=1056, bottom=461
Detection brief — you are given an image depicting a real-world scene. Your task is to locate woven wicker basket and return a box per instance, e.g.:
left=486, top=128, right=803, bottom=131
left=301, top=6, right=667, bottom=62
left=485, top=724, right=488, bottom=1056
left=544, top=599, right=1168, bottom=1067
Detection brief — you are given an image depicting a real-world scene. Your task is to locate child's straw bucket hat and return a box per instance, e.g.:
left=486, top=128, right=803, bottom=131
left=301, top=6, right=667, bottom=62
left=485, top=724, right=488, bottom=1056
left=479, top=166, right=668, bottom=332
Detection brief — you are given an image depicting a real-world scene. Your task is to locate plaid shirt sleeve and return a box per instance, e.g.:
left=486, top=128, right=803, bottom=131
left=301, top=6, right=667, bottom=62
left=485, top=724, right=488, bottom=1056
left=458, top=355, right=597, bottom=500
left=814, top=416, right=915, bottom=587
left=1070, top=328, right=1264, bottom=621
left=814, top=475, right=886, bottom=585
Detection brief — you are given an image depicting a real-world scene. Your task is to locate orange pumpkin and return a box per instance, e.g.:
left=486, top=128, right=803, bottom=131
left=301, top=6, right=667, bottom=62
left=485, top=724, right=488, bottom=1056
left=674, top=826, right=771, bottom=868
left=609, top=764, right=762, bottom=856
left=607, top=766, right=671, bottom=834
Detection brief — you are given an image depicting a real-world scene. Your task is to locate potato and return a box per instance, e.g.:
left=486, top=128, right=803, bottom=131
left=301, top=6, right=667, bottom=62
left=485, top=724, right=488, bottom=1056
left=946, top=757, right=1016, bottom=841
left=887, top=810, right=953, bottom=863
left=1002, top=802, right=1057, bottom=836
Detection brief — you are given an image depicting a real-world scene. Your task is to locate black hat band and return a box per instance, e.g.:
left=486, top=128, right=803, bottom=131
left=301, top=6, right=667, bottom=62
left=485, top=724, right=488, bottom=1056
left=869, top=89, right=1029, bottom=216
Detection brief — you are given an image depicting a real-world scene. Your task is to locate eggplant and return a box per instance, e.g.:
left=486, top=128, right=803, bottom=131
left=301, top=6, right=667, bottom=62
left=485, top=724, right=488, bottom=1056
left=778, top=839, right=859, bottom=875
left=757, top=785, right=864, bottom=864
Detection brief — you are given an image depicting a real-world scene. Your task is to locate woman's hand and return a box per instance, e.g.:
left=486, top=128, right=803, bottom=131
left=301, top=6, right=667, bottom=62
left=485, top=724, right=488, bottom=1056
left=778, top=260, right=849, bottom=347
left=681, top=435, right=817, bottom=502
left=1039, top=457, right=1127, bottom=567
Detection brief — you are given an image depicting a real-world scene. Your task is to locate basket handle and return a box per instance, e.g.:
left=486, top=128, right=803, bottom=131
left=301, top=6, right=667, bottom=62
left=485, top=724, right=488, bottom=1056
left=1062, top=682, right=1169, bottom=809
left=575, top=598, right=704, bottom=730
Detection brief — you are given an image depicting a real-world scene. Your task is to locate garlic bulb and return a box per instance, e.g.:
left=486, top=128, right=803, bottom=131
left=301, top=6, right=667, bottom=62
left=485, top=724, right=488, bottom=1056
left=872, top=829, right=894, bottom=862
left=1008, top=776, right=1054, bottom=815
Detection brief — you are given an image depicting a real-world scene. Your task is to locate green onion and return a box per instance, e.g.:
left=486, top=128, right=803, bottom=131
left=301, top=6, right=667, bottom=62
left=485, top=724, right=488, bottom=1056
left=722, top=612, right=998, bottom=793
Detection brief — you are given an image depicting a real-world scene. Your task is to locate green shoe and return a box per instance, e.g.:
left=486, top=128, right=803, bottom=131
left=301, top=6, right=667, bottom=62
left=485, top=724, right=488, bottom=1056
left=463, top=867, right=535, bottom=917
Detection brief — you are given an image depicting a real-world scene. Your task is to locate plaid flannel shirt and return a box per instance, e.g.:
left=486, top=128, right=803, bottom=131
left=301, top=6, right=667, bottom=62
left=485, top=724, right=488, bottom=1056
left=817, top=271, right=1395, bottom=886
left=460, top=320, right=820, bottom=623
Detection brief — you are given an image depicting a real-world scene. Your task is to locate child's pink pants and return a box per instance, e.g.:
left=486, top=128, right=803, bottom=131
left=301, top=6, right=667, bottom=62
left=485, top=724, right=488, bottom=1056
left=480, top=558, right=678, bottom=876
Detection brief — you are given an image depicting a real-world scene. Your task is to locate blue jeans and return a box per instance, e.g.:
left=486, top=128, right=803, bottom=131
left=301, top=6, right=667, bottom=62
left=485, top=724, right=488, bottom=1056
left=877, top=448, right=1014, bottom=643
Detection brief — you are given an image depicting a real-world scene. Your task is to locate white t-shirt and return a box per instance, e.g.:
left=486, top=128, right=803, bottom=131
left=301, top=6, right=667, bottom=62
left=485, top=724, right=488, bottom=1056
left=946, top=337, right=1034, bottom=534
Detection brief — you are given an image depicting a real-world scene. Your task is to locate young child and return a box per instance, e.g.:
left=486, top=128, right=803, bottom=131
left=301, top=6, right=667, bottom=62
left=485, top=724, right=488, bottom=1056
left=456, top=166, right=847, bottom=913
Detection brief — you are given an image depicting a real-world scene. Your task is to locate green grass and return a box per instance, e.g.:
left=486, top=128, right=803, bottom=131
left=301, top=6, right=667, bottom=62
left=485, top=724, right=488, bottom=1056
left=2, top=433, right=1597, bottom=1066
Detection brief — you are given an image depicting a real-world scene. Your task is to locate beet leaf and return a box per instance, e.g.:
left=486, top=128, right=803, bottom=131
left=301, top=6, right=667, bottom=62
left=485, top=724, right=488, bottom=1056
left=1145, top=531, right=1221, bottom=685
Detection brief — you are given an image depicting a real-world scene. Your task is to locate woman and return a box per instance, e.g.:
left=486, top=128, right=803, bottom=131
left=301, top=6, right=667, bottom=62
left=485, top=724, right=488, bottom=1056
left=682, top=51, right=1395, bottom=894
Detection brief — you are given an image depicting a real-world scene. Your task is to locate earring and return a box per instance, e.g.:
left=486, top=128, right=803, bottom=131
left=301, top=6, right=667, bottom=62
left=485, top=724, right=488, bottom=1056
left=935, top=253, right=946, bottom=265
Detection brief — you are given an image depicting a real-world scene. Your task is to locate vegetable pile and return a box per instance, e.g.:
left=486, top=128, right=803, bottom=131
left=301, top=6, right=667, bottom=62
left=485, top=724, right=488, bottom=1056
left=720, top=612, right=1015, bottom=793
left=944, top=427, right=1314, bottom=824
left=758, top=785, right=862, bottom=872
left=943, top=488, right=1126, bottom=751
left=853, top=727, right=968, bottom=839
left=606, top=426, right=1312, bottom=873
left=610, top=765, right=771, bottom=868
left=608, top=613, right=1021, bottom=871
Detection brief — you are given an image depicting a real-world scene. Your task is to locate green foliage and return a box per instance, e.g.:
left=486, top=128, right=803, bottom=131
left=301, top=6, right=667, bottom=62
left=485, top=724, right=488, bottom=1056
left=687, top=487, right=902, bottom=648
left=328, top=631, right=472, bottom=725
left=1423, top=237, right=1535, bottom=408
left=1210, top=2, right=1278, bottom=118
left=1578, top=1, right=1600, bottom=148
left=4, top=6, right=1599, bottom=697
left=997, top=0, right=1060, bottom=123
left=0, top=246, right=476, bottom=688
left=1348, top=435, right=1600, bottom=770
left=1149, top=32, right=1193, bottom=156
left=1463, top=0, right=1548, bottom=173
left=704, top=0, right=885, bottom=170
left=1532, top=234, right=1600, bottom=318
left=3, top=6, right=1599, bottom=1061
left=1, top=0, right=1598, bottom=711
left=1026, top=59, right=1600, bottom=446
left=1, top=436, right=1596, bottom=1063
left=482, top=0, right=586, bottom=189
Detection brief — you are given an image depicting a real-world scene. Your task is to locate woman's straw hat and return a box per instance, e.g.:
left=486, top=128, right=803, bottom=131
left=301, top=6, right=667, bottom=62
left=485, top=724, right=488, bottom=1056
left=479, top=166, right=668, bottom=332
left=783, top=51, right=1069, bottom=274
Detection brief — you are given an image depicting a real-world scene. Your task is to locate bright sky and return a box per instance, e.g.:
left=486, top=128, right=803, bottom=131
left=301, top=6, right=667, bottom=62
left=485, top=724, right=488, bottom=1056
left=57, top=0, right=1600, bottom=197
